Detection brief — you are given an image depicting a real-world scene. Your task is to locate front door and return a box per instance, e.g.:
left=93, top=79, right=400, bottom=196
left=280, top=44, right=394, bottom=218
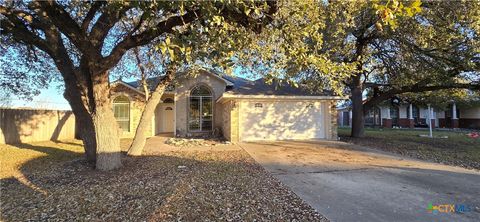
left=162, top=106, right=174, bottom=132
left=155, top=103, right=175, bottom=134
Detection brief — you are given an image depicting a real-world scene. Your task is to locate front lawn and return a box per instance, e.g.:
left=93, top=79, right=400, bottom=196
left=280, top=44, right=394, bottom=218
left=0, top=140, right=325, bottom=221
left=338, top=127, right=480, bottom=170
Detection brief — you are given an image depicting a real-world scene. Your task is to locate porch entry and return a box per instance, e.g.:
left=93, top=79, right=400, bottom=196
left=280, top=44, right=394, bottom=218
left=155, top=103, right=175, bottom=134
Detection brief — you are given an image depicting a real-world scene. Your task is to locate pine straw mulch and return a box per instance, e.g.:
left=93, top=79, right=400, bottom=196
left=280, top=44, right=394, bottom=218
left=0, top=140, right=327, bottom=221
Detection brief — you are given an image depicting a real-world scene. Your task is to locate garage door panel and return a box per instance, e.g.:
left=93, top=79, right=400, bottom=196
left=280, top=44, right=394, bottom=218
left=240, top=101, right=326, bottom=141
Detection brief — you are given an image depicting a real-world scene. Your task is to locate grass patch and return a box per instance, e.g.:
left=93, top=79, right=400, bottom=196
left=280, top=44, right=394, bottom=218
left=0, top=140, right=84, bottom=179
left=338, top=127, right=480, bottom=169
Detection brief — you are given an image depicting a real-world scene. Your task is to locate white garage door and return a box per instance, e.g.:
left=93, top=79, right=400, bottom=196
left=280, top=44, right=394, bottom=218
left=239, top=101, right=327, bottom=141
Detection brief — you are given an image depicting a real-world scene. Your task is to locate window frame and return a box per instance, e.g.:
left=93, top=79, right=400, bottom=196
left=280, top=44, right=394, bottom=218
left=188, top=85, right=213, bottom=132
left=113, top=95, right=130, bottom=132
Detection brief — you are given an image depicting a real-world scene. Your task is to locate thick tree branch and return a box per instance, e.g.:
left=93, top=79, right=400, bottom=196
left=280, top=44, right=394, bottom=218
left=101, top=1, right=278, bottom=73
left=0, top=6, right=52, bottom=54
left=89, top=4, right=132, bottom=47
left=100, top=9, right=201, bottom=73
left=81, top=1, right=105, bottom=33
left=35, top=1, right=97, bottom=58
left=364, top=82, right=480, bottom=108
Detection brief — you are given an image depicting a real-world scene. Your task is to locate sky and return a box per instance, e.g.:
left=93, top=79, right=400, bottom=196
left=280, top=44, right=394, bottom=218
left=5, top=66, right=254, bottom=111
left=8, top=84, right=71, bottom=110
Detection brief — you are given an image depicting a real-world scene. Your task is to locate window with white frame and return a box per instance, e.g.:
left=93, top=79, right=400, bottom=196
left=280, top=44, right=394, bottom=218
left=254, top=103, right=263, bottom=108
left=113, top=96, right=130, bottom=132
left=189, top=85, right=212, bottom=131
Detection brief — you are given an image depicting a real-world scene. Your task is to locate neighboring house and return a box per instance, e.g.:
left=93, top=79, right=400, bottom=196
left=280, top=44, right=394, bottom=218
left=110, top=69, right=342, bottom=142
left=337, top=101, right=480, bottom=129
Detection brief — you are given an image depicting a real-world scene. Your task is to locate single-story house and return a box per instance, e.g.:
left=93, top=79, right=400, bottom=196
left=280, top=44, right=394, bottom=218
left=110, top=69, right=342, bottom=142
left=337, top=101, right=480, bottom=129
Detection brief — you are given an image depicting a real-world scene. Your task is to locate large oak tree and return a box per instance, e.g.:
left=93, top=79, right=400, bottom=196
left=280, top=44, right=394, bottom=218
left=1, top=0, right=277, bottom=170
left=234, top=0, right=479, bottom=137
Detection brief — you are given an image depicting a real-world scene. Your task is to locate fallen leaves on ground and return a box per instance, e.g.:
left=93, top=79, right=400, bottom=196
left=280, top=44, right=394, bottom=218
left=0, top=141, right=326, bottom=221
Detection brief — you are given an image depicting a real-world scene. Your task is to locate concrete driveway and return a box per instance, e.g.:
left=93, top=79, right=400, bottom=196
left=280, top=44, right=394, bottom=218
left=239, top=140, right=480, bottom=222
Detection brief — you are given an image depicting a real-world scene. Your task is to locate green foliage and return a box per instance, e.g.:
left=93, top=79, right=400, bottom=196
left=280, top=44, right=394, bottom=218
left=209, top=0, right=424, bottom=95
left=401, top=89, right=480, bottom=109
left=121, top=0, right=278, bottom=77
left=373, top=0, right=422, bottom=30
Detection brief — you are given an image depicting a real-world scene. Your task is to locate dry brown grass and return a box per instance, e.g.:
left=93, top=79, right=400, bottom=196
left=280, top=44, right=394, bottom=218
left=0, top=139, right=326, bottom=221
left=338, top=127, right=480, bottom=169
left=0, top=140, right=84, bottom=179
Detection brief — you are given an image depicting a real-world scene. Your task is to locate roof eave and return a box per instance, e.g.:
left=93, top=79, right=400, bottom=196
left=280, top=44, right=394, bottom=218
left=112, top=80, right=175, bottom=96
left=112, top=80, right=146, bottom=95
left=217, top=94, right=346, bottom=103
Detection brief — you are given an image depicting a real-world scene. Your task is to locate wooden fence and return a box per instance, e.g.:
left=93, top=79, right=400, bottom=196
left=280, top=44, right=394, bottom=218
left=0, top=108, right=76, bottom=144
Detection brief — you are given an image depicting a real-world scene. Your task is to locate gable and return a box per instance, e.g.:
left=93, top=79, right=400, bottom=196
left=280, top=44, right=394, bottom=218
left=111, top=82, right=146, bottom=102
left=175, top=70, right=228, bottom=100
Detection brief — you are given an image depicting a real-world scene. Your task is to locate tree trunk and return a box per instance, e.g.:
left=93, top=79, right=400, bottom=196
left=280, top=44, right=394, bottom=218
left=91, top=73, right=122, bottom=170
left=63, top=80, right=97, bottom=163
left=128, top=69, right=175, bottom=156
left=351, top=75, right=365, bottom=138
left=76, top=112, right=97, bottom=162
left=349, top=34, right=370, bottom=138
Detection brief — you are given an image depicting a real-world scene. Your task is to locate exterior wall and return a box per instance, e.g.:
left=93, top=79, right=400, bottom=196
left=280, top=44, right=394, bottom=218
left=380, top=106, right=389, bottom=120
left=0, top=108, right=76, bottom=144
left=110, top=84, right=153, bottom=138
left=398, top=118, right=411, bottom=128
left=459, top=107, right=480, bottom=129
left=214, top=100, right=224, bottom=133
left=419, top=108, right=429, bottom=119
left=437, top=110, right=447, bottom=128
left=437, top=111, right=445, bottom=118
left=221, top=101, right=232, bottom=141
left=328, top=101, right=338, bottom=140
left=221, top=100, right=239, bottom=142
left=460, top=107, right=480, bottom=118
left=382, top=119, right=392, bottom=128
left=379, top=106, right=390, bottom=128
left=459, top=119, right=480, bottom=129
left=174, top=70, right=227, bottom=137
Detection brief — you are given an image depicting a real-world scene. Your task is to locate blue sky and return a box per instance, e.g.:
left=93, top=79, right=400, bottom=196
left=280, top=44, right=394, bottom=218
left=8, top=82, right=71, bottom=110
left=6, top=66, right=254, bottom=110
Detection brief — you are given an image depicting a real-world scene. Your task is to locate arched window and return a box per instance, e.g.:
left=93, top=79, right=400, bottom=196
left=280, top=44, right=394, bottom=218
left=189, top=85, right=212, bottom=131
left=113, top=96, right=130, bottom=132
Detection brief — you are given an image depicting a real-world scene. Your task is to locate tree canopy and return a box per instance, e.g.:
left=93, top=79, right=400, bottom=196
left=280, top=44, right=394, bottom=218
left=1, top=0, right=278, bottom=170
left=228, top=0, right=479, bottom=137
left=1, top=0, right=478, bottom=170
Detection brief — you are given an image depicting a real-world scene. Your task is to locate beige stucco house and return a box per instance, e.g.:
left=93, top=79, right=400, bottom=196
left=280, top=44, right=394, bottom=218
left=111, top=69, right=341, bottom=142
